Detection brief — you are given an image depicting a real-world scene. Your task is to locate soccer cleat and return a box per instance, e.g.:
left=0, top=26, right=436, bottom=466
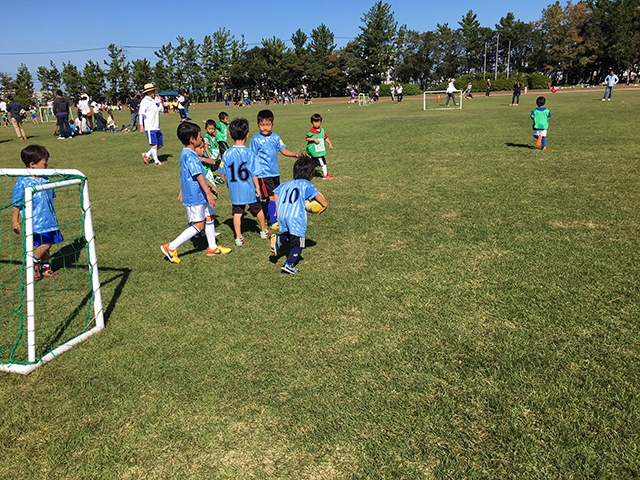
left=322, top=174, right=335, bottom=179
left=215, top=175, right=225, bottom=185
left=281, top=262, right=300, bottom=275
left=260, top=230, right=271, bottom=239
left=270, top=221, right=280, bottom=233
left=607, top=98, right=611, bottom=101
left=270, top=234, right=281, bottom=255
left=161, top=243, right=181, bottom=264
left=57, top=136, right=65, bottom=140
left=235, top=236, right=246, bottom=246
left=541, top=146, right=547, bottom=151
left=142, top=153, right=149, bottom=164
left=535, top=136, right=542, bottom=147
left=154, top=162, right=165, bottom=166
left=206, top=246, right=231, bottom=256
left=40, top=267, right=60, bottom=279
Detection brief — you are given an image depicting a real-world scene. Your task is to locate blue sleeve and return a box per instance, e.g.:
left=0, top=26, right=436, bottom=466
left=12, top=178, right=25, bottom=207
left=275, top=133, right=286, bottom=152
left=249, top=135, right=261, bottom=154
left=186, top=154, right=203, bottom=179
left=304, top=181, right=320, bottom=201
left=248, top=152, right=263, bottom=177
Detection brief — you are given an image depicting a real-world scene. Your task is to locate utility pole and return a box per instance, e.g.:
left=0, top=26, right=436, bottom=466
left=484, top=43, right=487, bottom=80
left=495, top=34, right=499, bottom=81
left=507, top=40, right=511, bottom=79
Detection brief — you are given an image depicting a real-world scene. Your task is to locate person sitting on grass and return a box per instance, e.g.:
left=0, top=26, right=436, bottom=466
left=270, top=156, right=327, bottom=275
left=531, top=96, right=551, bottom=151
left=218, top=118, right=271, bottom=246
left=12, top=145, right=63, bottom=280
left=160, top=122, right=231, bottom=264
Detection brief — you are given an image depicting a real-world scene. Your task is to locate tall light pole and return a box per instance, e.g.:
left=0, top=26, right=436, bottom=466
left=507, top=40, right=511, bottom=79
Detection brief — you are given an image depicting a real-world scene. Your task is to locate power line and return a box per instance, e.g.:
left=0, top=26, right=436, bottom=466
left=0, top=46, right=161, bottom=56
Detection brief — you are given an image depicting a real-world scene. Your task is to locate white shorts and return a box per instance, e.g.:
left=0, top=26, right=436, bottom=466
left=533, top=129, right=547, bottom=137
left=185, top=204, right=215, bottom=223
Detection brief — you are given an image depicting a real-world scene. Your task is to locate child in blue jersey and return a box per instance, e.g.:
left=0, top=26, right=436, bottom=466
left=12, top=145, right=62, bottom=280
left=218, top=118, right=270, bottom=245
left=270, top=156, right=327, bottom=274
left=250, top=109, right=301, bottom=227
left=161, top=122, right=231, bottom=264
left=531, top=96, right=551, bottom=150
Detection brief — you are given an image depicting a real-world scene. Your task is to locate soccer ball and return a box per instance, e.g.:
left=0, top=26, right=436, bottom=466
left=305, top=194, right=326, bottom=214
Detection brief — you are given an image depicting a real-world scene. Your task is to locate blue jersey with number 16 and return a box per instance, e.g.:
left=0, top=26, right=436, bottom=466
left=274, top=179, right=320, bottom=237
left=219, top=145, right=262, bottom=205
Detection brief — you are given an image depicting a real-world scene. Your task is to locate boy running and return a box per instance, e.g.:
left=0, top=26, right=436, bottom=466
left=531, top=96, right=551, bottom=150
left=305, top=113, right=334, bottom=179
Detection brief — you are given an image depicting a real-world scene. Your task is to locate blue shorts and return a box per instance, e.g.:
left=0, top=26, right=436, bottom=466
left=34, top=230, right=63, bottom=247
left=146, top=130, right=163, bottom=147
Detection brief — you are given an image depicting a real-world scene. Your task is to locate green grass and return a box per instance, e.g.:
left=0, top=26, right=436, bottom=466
left=0, top=91, right=639, bottom=479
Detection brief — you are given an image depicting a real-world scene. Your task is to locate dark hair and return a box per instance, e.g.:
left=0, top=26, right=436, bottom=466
left=229, top=118, right=249, bottom=141
left=56, top=90, right=63, bottom=97
left=257, top=109, right=274, bottom=123
left=20, top=145, right=49, bottom=167
left=536, top=96, right=546, bottom=107
left=218, top=111, right=228, bottom=121
left=177, top=121, right=201, bottom=146
left=205, top=119, right=216, bottom=128
left=293, top=155, right=316, bottom=180
left=310, top=113, right=322, bottom=123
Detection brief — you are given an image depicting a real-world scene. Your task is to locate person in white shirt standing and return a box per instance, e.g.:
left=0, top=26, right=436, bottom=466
left=603, top=70, right=619, bottom=101
left=139, top=83, right=165, bottom=166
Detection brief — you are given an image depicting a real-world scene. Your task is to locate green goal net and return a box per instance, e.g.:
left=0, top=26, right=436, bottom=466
left=0, top=168, right=103, bottom=375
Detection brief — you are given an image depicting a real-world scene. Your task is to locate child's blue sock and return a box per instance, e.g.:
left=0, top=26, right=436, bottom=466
left=268, top=200, right=277, bottom=225
left=541, top=137, right=547, bottom=148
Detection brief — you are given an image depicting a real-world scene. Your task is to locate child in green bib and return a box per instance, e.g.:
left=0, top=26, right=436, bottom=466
left=305, top=113, right=334, bottom=179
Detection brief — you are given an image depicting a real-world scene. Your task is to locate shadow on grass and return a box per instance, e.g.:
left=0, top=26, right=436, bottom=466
left=39, top=265, right=131, bottom=353
left=0, top=139, right=12, bottom=144
left=158, top=153, right=173, bottom=163
left=505, top=142, right=538, bottom=150
left=51, top=237, right=87, bottom=270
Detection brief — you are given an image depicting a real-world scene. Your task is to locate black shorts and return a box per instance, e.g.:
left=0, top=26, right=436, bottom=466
left=218, top=141, right=228, bottom=157
left=232, top=202, right=262, bottom=215
left=280, top=233, right=305, bottom=249
left=313, top=156, right=326, bottom=167
left=259, top=176, right=280, bottom=199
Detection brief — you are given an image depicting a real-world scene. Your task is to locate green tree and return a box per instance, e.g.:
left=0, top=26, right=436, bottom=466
left=434, top=23, right=462, bottom=79
left=307, top=24, right=337, bottom=96
left=154, top=42, right=177, bottom=89
left=130, top=58, right=153, bottom=93
left=354, top=1, right=398, bottom=89
left=458, top=10, right=484, bottom=73
left=13, top=64, right=34, bottom=106
left=36, top=61, right=62, bottom=95
left=83, top=60, right=105, bottom=99
left=174, top=36, right=201, bottom=92
left=104, top=44, right=130, bottom=101
left=200, top=35, right=222, bottom=100
left=395, top=30, right=439, bottom=88
left=61, top=62, right=83, bottom=99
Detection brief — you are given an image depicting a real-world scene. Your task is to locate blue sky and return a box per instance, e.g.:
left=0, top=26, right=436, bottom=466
left=1, top=0, right=551, bottom=82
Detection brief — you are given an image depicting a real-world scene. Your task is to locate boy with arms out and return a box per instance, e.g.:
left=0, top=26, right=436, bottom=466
left=218, top=118, right=270, bottom=245
left=250, top=109, right=301, bottom=227
left=270, top=156, right=327, bottom=274
left=161, top=122, right=231, bottom=264
left=12, top=145, right=62, bottom=280
left=531, top=96, right=551, bottom=151
left=139, top=83, right=165, bottom=166
left=305, top=113, right=334, bottom=179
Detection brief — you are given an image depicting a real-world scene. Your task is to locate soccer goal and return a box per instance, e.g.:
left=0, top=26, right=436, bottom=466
left=0, top=168, right=104, bottom=375
left=358, top=93, right=371, bottom=106
left=423, top=90, right=463, bottom=110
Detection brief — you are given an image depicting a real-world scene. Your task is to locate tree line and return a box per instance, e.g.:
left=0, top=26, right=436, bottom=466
left=2, top=0, right=638, bottom=106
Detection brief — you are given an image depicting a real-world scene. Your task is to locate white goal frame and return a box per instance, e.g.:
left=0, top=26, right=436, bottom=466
left=423, top=90, right=463, bottom=110
left=357, top=93, right=371, bottom=106
left=0, top=168, right=104, bottom=375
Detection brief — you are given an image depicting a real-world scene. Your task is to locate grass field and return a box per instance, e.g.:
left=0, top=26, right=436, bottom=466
left=0, top=90, right=639, bottom=479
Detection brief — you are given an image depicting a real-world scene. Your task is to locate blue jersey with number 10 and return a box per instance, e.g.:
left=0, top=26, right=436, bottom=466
left=274, top=179, right=320, bottom=237
left=219, top=145, right=262, bottom=205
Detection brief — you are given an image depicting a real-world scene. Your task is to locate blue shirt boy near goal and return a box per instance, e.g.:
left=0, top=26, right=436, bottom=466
left=11, top=145, right=63, bottom=280
left=270, top=156, right=327, bottom=275
left=249, top=109, right=301, bottom=226
left=218, top=118, right=270, bottom=246
left=161, top=122, right=231, bottom=264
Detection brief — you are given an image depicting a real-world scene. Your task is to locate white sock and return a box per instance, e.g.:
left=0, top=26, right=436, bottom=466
left=205, top=221, right=218, bottom=250
left=168, top=225, right=199, bottom=250
left=150, top=146, right=160, bottom=164
left=322, top=164, right=328, bottom=176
